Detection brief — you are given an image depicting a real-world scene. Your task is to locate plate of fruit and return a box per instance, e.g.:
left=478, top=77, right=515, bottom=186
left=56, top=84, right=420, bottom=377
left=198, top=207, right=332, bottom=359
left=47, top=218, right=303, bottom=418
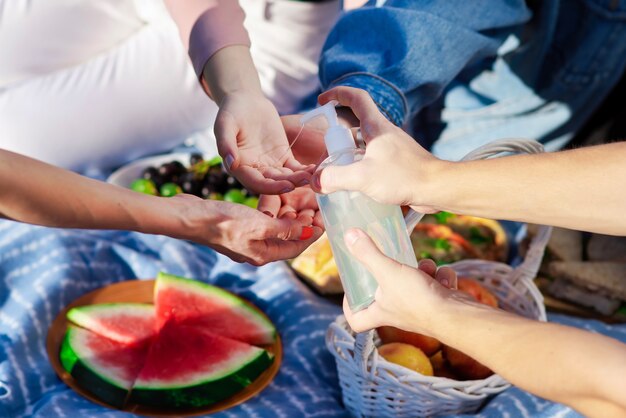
left=46, top=273, right=281, bottom=416
left=107, top=152, right=259, bottom=208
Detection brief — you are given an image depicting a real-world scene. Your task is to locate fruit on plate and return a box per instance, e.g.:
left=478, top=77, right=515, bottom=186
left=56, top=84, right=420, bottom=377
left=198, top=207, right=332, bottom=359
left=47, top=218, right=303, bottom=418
left=130, top=323, right=272, bottom=408
left=130, top=153, right=258, bottom=207
left=377, top=343, right=434, bottom=376
left=376, top=326, right=441, bottom=356
left=426, top=213, right=507, bottom=262
left=441, top=345, right=493, bottom=380
left=410, top=223, right=479, bottom=265
left=154, top=272, right=276, bottom=345
left=59, top=274, right=276, bottom=409
left=457, top=277, right=499, bottom=308
left=413, top=212, right=508, bottom=264
left=67, top=303, right=155, bottom=345
left=60, top=325, right=151, bottom=408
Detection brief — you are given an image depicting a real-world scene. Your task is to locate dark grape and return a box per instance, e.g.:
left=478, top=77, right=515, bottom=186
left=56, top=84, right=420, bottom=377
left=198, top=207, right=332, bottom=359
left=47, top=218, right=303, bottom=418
left=180, top=172, right=201, bottom=196
left=170, top=161, right=186, bottom=175
left=200, top=185, right=212, bottom=199
left=142, top=166, right=159, bottom=180
left=189, top=153, right=204, bottom=165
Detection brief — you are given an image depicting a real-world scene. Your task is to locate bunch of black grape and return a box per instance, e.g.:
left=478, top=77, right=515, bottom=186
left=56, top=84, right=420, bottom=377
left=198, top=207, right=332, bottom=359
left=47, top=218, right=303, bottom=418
left=130, top=153, right=258, bottom=208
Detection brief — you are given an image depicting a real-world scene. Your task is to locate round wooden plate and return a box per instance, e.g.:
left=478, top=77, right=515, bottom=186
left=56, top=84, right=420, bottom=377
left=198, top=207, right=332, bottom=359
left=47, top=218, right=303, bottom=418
left=46, top=279, right=282, bottom=416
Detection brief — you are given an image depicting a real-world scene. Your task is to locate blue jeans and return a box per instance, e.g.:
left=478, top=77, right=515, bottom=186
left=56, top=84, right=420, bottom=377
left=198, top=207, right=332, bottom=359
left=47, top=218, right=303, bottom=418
left=319, top=0, right=626, bottom=160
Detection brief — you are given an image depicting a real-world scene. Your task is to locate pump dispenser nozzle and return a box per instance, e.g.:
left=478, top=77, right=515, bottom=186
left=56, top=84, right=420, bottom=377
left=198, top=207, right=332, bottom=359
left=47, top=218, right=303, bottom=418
left=300, top=101, right=355, bottom=159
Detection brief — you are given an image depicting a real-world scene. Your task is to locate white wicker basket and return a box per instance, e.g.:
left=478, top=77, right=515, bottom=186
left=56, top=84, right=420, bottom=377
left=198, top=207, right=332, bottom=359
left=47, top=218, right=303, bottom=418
left=326, top=139, right=552, bottom=417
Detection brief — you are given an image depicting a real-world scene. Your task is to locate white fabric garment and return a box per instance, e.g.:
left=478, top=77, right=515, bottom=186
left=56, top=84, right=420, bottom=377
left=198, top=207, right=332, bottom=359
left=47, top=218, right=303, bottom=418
left=0, top=0, right=339, bottom=172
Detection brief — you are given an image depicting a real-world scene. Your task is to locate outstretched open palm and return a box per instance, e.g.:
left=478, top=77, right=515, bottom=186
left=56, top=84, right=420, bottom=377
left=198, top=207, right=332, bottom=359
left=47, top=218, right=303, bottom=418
left=214, top=93, right=315, bottom=195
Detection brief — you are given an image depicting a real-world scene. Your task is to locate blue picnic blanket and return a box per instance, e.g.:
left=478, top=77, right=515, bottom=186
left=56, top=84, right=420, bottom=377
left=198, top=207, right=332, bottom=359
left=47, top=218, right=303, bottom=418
left=1, top=220, right=625, bottom=418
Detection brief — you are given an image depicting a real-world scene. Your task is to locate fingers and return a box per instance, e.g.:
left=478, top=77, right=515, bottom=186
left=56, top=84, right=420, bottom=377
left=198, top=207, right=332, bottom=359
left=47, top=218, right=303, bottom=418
left=436, top=266, right=457, bottom=290
left=213, top=111, right=240, bottom=172
left=318, top=87, right=389, bottom=139
left=418, top=259, right=457, bottom=289
left=234, top=165, right=295, bottom=195
left=310, top=161, right=367, bottom=194
left=263, top=217, right=317, bottom=241
left=258, top=227, right=323, bottom=264
left=284, top=156, right=313, bottom=173
left=343, top=228, right=402, bottom=287
left=418, top=259, right=437, bottom=278
left=342, top=296, right=377, bottom=333
left=257, top=195, right=281, bottom=218
left=259, top=166, right=310, bottom=188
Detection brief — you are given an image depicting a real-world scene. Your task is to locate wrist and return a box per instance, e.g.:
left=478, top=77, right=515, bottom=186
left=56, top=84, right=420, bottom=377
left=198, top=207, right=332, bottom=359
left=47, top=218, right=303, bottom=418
left=202, top=45, right=263, bottom=103
left=410, top=157, right=454, bottom=211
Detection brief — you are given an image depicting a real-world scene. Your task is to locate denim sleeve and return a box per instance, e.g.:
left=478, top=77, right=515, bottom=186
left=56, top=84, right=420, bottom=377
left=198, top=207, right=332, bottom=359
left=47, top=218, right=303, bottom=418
left=319, top=0, right=531, bottom=126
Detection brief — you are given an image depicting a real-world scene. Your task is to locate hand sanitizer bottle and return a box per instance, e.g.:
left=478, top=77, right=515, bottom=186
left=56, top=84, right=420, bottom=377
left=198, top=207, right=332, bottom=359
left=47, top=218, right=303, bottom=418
left=301, top=102, right=418, bottom=312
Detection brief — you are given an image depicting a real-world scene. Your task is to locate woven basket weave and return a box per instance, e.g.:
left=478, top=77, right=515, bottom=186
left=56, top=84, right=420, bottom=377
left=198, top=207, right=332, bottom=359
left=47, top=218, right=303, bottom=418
left=326, top=139, right=552, bottom=417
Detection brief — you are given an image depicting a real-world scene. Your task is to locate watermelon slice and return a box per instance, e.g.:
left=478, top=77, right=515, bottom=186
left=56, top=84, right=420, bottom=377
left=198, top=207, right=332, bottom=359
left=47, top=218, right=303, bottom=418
left=67, top=303, right=155, bottom=345
left=60, top=325, right=150, bottom=408
left=154, top=272, right=276, bottom=345
left=130, top=322, right=273, bottom=408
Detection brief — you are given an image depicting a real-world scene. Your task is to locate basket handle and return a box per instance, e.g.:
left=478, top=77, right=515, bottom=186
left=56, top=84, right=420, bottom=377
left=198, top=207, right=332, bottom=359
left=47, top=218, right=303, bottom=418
left=362, top=139, right=552, bottom=368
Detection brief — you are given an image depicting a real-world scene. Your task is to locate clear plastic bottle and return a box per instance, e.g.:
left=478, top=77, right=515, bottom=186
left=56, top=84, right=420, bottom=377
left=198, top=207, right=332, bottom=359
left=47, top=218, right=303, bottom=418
left=301, top=102, right=418, bottom=312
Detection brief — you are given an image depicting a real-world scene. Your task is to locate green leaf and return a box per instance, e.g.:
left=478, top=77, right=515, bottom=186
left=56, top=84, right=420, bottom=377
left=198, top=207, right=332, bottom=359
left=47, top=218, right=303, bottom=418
left=433, top=211, right=455, bottom=224
left=469, top=226, right=490, bottom=244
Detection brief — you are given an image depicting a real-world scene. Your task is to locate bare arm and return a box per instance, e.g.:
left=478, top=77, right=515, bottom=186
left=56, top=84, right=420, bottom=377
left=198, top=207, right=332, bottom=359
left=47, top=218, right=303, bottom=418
left=430, top=142, right=626, bottom=235
left=315, top=87, right=626, bottom=235
left=435, top=301, right=626, bottom=417
left=342, top=228, right=626, bottom=418
left=0, top=149, right=173, bottom=231
left=0, top=149, right=320, bottom=265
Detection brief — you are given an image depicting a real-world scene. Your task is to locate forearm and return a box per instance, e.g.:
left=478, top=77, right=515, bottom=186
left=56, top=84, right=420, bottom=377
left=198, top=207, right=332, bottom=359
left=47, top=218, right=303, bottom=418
left=428, top=142, right=626, bottom=235
left=427, top=300, right=626, bottom=417
left=202, top=45, right=263, bottom=103
left=0, top=150, right=188, bottom=235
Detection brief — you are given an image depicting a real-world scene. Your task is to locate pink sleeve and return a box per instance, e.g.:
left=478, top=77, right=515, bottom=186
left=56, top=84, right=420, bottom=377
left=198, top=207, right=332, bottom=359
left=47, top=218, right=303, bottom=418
left=165, top=0, right=251, bottom=77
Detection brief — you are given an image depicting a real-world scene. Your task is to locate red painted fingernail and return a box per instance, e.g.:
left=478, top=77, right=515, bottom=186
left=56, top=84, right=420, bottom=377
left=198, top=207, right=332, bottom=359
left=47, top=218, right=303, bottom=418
left=299, top=226, right=314, bottom=240
left=262, top=211, right=274, bottom=218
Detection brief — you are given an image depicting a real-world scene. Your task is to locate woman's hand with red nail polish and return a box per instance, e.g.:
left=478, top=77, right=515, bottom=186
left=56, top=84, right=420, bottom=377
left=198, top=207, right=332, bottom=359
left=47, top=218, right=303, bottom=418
left=258, top=187, right=324, bottom=229
left=166, top=195, right=322, bottom=266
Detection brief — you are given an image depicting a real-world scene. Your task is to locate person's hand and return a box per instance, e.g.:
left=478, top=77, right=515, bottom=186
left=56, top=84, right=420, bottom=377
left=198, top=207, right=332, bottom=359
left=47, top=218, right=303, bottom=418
left=203, top=45, right=314, bottom=195
left=280, top=114, right=327, bottom=166
left=310, top=87, right=449, bottom=214
left=341, top=228, right=482, bottom=337
left=167, top=194, right=322, bottom=265
left=214, top=92, right=315, bottom=194
left=257, top=186, right=324, bottom=228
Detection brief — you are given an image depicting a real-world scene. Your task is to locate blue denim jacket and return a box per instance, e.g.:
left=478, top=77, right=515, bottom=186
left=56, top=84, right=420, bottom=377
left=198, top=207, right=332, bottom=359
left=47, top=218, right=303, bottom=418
left=319, top=0, right=626, bottom=160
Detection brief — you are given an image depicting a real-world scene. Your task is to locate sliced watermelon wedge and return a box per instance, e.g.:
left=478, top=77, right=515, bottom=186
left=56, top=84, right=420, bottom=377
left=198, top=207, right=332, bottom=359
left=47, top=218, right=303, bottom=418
left=67, top=303, right=155, bottom=345
left=60, top=325, right=150, bottom=408
left=155, top=273, right=276, bottom=345
left=130, top=323, right=273, bottom=408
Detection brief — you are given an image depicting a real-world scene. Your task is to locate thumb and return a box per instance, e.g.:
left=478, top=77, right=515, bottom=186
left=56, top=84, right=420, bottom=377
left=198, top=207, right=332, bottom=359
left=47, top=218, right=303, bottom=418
left=311, top=160, right=367, bottom=194
left=213, top=110, right=239, bottom=172
left=343, top=228, right=402, bottom=288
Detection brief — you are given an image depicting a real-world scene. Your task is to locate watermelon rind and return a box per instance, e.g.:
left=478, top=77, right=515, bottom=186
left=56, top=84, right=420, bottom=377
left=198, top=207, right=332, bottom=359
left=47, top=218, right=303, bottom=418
left=60, top=326, right=132, bottom=408
left=67, top=303, right=155, bottom=344
left=130, top=348, right=273, bottom=408
left=155, top=272, right=276, bottom=344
